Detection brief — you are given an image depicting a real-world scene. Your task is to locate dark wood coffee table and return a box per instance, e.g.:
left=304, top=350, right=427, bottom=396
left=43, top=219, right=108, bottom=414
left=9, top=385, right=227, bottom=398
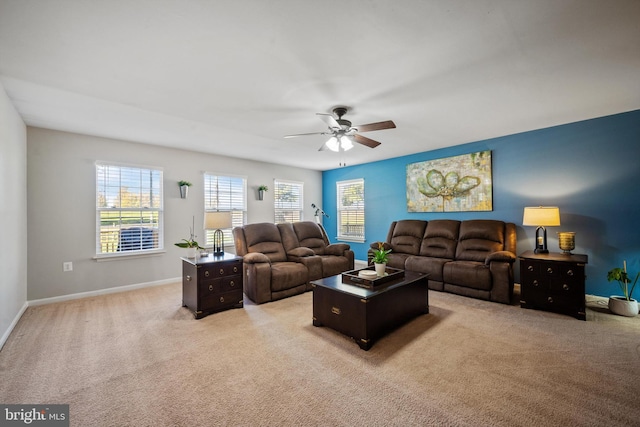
left=311, top=270, right=429, bottom=350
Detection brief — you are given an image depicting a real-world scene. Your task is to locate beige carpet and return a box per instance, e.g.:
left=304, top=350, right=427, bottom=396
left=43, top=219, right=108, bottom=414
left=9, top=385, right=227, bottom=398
left=1, top=283, right=639, bottom=426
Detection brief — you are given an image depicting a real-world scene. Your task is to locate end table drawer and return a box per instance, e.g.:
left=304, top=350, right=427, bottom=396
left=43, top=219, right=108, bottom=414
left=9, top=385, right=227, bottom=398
left=201, top=290, right=243, bottom=312
left=199, top=275, right=241, bottom=297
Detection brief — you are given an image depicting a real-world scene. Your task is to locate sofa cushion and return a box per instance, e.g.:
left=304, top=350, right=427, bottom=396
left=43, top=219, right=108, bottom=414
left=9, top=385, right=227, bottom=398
left=243, top=222, right=288, bottom=262
left=443, top=261, right=492, bottom=291
left=388, top=220, right=427, bottom=256
left=419, top=220, right=460, bottom=259
left=318, top=255, right=351, bottom=277
left=292, top=221, right=328, bottom=255
left=455, top=220, right=505, bottom=262
left=405, top=256, right=450, bottom=282
left=385, top=253, right=412, bottom=270
left=270, top=262, right=309, bottom=292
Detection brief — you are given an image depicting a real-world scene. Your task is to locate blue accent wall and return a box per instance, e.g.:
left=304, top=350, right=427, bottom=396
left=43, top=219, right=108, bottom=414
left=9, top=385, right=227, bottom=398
left=322, top=109, right=640, bottom=298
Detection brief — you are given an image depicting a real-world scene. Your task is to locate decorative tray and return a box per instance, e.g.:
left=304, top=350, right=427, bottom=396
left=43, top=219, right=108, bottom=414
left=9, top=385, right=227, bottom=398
left=341, top=266, right=405, bottom=289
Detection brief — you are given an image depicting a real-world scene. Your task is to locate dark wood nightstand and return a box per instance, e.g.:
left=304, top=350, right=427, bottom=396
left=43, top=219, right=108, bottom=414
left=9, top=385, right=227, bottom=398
left=519, top=250, right=588, bottom=320
left=181, top=253, right=243, bottom=319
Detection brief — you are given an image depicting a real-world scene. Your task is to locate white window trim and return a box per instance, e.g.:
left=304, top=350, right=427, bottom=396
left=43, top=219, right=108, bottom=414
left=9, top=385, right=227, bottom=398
left=274, top=179, right=304, bottom=224
left=95, top=161, right=164, bottom=259
left=336, top=178, right=365, bottom=243
left=203, top=172, right=247, bottom=248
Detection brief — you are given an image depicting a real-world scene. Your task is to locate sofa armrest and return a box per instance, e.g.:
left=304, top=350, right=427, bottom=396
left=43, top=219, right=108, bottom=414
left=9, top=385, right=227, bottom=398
left=244, top=252, right=270, bottom=264
left=485, top=251, right=516, bottom=265
left=287, top=246, right=316, bottom=263
left=369, top=241, right=391, bottom=251
left=325, top=243, right=351, bottom=256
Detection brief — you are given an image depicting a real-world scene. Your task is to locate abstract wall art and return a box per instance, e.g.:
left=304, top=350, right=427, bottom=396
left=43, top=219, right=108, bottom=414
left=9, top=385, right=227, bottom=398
left=406, top=150, right=492, bottom=212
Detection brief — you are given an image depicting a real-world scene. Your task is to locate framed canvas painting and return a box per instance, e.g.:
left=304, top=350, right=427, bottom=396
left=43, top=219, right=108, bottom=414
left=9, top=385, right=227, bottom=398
left=406, top=150, right=492, bottom=212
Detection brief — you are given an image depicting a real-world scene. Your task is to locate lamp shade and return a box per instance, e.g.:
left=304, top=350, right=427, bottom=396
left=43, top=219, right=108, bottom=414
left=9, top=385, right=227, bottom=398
left=204, top=211, right=232, bottom=230
left=522, top=206, right=560, bottom=226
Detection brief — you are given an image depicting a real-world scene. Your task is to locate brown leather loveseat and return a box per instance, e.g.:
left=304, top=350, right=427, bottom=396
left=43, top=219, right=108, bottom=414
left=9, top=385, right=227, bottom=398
left=233, top=221, right=354, bottom=304
left=369, top=219, right=516, bottom=304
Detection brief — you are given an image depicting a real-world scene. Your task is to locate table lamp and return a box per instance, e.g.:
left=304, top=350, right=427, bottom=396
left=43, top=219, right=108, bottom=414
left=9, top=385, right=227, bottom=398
left=204, top=211, right=233, bottom=255
left=523, top=206, right=560, bottom=254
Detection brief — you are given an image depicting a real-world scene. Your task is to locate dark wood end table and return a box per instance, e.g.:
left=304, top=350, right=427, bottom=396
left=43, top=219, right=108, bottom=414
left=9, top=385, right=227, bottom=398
left=519, top=250, right=588, bottom=320
left=182, top=252, right=244, bottom=319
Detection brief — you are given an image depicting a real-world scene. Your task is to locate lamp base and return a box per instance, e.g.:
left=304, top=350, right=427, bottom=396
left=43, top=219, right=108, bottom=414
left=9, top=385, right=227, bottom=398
left=534, top=226, right=549, bottom=254
left=213, top=229, right=225, bottom=256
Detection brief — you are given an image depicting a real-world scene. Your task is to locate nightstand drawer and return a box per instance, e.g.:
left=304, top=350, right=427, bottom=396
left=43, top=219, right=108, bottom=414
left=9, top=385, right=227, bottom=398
left=201, top=290, right=243, bottom=312
left=198, top=275, right=241, bottom=296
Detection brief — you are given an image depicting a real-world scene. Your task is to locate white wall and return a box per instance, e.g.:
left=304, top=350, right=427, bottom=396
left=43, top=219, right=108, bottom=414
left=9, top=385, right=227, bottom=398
left=27, top=127, right=322, bottom=301
left=0, top=82, right=28, bottom=349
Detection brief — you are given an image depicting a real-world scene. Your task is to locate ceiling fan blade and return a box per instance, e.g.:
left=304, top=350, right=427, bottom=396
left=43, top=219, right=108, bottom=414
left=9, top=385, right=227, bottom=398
left=284, top=132, right=326, bottom=138
left=355, top=120, right=396, bottom=132
left=316, top=113, right=340, bottom=129
left=354, top=133, right=382, bottom=148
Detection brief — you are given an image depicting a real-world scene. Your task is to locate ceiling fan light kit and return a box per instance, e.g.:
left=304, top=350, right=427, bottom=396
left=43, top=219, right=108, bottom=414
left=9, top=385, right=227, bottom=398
left=284, top=107, right=395, bottom=154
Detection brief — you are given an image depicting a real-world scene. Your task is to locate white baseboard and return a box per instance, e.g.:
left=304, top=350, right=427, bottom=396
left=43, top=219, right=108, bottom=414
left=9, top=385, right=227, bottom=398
left=27, top=277, right=181, bottom=307
left=0, top=301, right=29, bottom=351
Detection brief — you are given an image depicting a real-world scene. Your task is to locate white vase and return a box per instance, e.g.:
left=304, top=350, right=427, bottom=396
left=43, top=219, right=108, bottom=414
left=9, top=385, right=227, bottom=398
left=608, top=296, right=639, bottom=317
left=374, top=262, right=386, bottom=276
left=187, top=247, right=197, bottom=258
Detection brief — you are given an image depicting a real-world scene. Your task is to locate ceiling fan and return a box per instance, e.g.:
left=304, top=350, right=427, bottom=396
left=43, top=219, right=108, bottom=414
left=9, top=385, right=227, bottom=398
left=284, top=107, right=396, bottom=152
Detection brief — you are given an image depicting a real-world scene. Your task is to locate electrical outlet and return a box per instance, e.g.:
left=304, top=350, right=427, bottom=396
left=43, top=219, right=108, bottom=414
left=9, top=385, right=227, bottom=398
left=63, top=262, right=73, bottom=272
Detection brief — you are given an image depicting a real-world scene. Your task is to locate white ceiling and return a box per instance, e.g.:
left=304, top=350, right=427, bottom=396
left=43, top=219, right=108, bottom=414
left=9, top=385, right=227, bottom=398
left=1, top=0, right=639, bottom=171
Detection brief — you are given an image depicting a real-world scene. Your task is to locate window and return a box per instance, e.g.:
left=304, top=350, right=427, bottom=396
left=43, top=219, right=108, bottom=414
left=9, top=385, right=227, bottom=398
left=96, top=162, right=163, bottom=256
left=204, top=174, right=246, bottom=247
left=274, top=179, right=303, bottom=223
left=337, top=179, right=365, bottom=242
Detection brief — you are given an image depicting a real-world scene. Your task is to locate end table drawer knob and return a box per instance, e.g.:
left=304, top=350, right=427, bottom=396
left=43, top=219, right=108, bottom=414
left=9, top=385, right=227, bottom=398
left=233, top=266, right=238, bottom=273
left=186, top=275, right=191, bottom=281
left=567, top=269, right=574, bottom=276
left=563, top=283, right=569, bottom=291
left=547, top=267, right=553, bottom=274
left=331, top=306, right=341, bottom=315
left=209, top=284, right=214, bottom=292
left=219, top=268, right=225, bottom=275
left=204, top=271, right=210, bottom=278
left=547, top=296, right=554, bottom=303
left=527, top=265, right=534, bottom=272
left=533, top=280, right=539, bottom=287
left=220, top=296, right=225, bottom=303
left=230, top=280, right=235, bottom=287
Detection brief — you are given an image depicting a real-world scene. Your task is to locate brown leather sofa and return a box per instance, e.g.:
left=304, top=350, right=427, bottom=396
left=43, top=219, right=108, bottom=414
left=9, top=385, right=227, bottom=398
left=369, top=219, right=516, bottom=304
left=233, top=221, right=354, bottom=304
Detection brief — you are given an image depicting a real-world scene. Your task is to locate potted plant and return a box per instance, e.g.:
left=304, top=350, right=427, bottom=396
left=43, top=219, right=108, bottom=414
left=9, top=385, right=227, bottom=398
left=175, top=220, right=204, bottom=258
left=371, top=242, right=392, bottom=276
left=607, top=260, right=639, bottom=317
left=258, top=185, right=268, bottom=201
left=178, top=180, right=192, bottom=199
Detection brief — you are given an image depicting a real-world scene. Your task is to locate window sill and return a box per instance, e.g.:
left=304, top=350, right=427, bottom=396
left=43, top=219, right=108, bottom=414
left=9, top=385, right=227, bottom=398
left=336, top=237, right=366, bottom=243
left=93, top=250, right=166, bottom=262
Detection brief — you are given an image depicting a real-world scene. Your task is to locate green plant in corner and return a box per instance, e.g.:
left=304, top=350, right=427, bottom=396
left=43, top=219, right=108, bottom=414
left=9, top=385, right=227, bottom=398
left=371, top=242, right=392, bottom=264
left=607, top=262, right=639, bottom=301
